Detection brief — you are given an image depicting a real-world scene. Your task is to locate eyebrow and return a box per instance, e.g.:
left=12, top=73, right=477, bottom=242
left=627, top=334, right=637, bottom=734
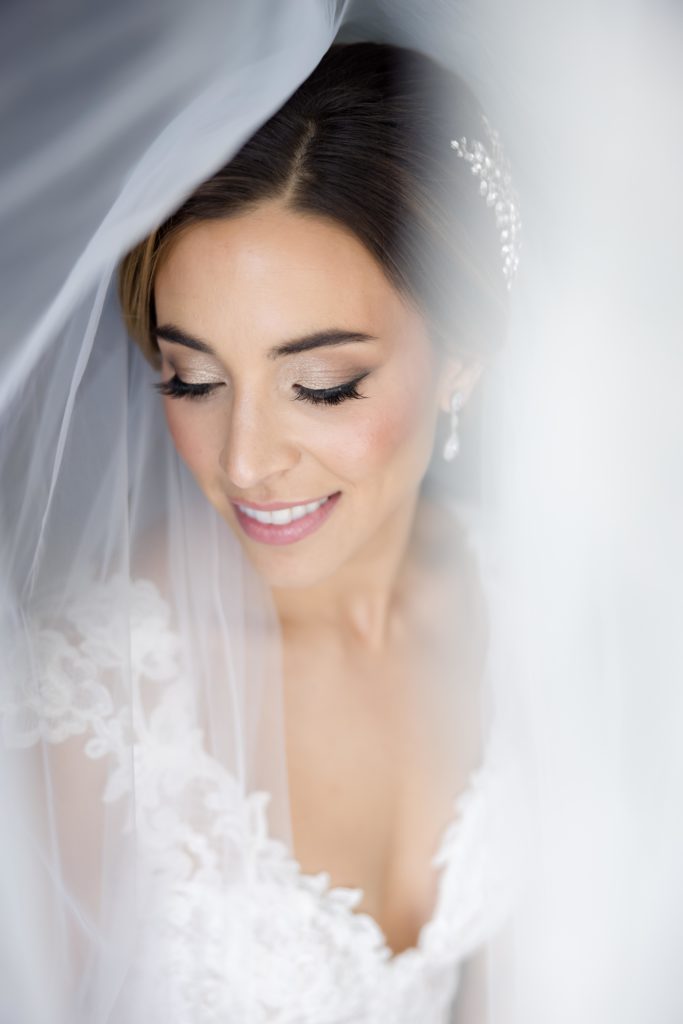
left=154, top=323, right=376, bottom=359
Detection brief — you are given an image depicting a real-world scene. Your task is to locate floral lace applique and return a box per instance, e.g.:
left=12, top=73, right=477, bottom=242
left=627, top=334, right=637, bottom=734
left=1, top=576, right=519, bottom=1024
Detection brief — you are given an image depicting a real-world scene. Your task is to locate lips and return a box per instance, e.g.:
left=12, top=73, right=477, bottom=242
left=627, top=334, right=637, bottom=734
left=231, top=492, right=341, bottom=546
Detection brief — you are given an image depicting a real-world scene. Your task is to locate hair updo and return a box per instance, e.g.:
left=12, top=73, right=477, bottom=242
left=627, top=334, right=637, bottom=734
left=119, top=41, right=509, bottom=370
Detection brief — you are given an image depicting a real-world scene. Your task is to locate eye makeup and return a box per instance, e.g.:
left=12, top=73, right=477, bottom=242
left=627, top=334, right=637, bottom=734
left=154, top=375, right=222, bottom=400
left=154, top=370, right=370, bottom=406
left=293, top=371, right=370, bottom=406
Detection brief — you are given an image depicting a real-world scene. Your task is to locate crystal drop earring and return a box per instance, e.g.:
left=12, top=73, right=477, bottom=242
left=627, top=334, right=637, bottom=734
left=442, top=390, right=465, bottom=462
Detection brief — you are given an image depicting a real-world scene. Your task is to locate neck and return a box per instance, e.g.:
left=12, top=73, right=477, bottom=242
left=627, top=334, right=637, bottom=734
left=271, top=489, right=422, bottom=652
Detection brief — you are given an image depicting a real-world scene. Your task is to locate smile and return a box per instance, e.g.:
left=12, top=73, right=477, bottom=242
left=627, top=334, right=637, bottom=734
left=231, top=492, right=341, bottom=546
left=236, top=496, right=328, bottom=525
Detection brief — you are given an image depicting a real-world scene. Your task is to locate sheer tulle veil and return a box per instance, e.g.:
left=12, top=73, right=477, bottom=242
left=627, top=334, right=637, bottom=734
left=1, top=2, right=682, bottom=1022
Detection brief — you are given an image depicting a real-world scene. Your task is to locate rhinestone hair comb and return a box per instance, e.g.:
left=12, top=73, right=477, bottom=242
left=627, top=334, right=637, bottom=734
left=450, top=116, right=521, bottom=291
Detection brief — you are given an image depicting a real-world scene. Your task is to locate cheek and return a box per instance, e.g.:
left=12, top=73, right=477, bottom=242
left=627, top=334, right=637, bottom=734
left=312, top=367, right=438, bottom=482
left=163, top=401, right=219, bottom=480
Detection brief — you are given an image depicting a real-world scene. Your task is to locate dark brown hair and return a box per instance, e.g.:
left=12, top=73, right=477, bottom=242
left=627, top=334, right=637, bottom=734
left=118, top=41, right=508, bottom=369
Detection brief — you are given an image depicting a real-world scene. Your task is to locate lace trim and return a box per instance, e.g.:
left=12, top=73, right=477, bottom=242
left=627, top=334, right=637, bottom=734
left=246, top=739, right=503, bottom=972
left=1, top=575, right=519, bottom=1020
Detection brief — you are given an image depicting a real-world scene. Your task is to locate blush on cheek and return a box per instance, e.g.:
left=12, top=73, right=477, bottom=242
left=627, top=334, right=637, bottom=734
left=324, top=381, right=435, bottom=480
left=359, top=407, right=412, bottom=466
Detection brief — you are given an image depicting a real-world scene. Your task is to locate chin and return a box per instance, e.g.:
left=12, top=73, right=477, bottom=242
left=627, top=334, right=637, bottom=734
left=219, top=488, right=354, bottom=589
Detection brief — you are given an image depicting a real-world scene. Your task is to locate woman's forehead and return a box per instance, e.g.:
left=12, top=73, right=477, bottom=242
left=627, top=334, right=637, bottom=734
left=154, top=204, right=410, bottom=350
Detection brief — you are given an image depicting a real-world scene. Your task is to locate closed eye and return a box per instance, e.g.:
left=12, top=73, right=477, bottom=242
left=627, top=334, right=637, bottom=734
left=153, top=375, right=222, bottom=400
left=154, top=372, right=371, bottom=405
left=293, top=372, right=370, bottom=406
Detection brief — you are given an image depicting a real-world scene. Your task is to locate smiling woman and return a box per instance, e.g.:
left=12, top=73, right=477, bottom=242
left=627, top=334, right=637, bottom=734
left=119, top=43, right=510, bottom=595
left=0, top=24, right=523, bottom=1024
left=113, top=40, right=520, bottom=1018
left=147, top=205, right=445, bottom=588
left=4, top=3, right=683, bottom=1022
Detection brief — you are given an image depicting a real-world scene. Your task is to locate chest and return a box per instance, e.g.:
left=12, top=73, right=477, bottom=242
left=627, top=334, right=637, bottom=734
left=281, top=630, right=482, bottom=955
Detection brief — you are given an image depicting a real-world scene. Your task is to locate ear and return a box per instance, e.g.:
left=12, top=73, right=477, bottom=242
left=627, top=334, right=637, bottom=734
left=437, top=357, right=484, bottom=414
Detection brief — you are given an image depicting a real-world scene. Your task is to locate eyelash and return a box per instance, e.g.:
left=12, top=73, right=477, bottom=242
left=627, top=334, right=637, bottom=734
left=293, top=373, right=369, bottom=406
left=154, top=373, right=369, bottom=406
left=153, top=376, right=217, bottom=400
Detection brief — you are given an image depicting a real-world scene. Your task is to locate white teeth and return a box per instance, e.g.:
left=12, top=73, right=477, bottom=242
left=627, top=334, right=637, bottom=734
left=271, top=508, right=292, bottom=525
left=237, top=495, right=329, bottom=525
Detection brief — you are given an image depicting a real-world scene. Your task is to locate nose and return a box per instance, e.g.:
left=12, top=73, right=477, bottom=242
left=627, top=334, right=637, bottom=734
left=219, top=390, right=301, bottom=491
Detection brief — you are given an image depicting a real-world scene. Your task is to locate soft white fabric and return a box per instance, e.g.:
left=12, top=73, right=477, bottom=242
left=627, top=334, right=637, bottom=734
left=2, top=572, right=519, bottom=1024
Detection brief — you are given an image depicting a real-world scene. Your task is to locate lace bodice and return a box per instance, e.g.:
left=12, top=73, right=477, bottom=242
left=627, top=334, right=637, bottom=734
left=2, top=576, right=520, bottom=1024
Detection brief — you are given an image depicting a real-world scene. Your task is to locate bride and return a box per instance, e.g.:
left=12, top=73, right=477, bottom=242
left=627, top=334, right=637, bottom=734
left=1, top=27, right=523, bottom=1022
left=9, top=2, right=682, bottom=1022
left=116, top=39, right=520, bottom=1018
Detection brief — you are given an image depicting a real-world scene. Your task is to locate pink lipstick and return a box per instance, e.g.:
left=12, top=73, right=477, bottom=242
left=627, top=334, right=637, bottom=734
left=231, top=492, right=341, bottom=546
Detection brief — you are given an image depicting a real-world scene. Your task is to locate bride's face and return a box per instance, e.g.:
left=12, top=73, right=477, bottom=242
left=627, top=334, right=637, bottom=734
left=154, top=201, right=448, bottom=589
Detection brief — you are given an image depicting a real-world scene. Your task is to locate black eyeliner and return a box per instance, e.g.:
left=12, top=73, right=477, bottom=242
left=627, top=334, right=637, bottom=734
left=153, top=375, right=220, bottom=400
left=293, top=371, right=370, bottom=407
left=154, top=370, right=371, bottom=406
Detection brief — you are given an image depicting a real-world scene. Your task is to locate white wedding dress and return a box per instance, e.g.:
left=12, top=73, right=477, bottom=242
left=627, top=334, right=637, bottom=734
left=3, top=544, right=521, bottom=1024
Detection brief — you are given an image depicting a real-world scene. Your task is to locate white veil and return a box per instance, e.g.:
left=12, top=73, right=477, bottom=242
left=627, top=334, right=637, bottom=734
left=2, top=4, right=340, bottom=1019
left=2, top=1, right=682, bottom=1022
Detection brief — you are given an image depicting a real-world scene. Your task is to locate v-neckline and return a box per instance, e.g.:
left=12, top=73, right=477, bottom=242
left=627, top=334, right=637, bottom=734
left=252, top=738, right=492, bottom=966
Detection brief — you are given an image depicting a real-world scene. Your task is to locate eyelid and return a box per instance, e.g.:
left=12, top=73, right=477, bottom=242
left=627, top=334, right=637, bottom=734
left=293, top=371, right=370, bottom=406
left=158, top=347, right=224, bottom=380
left=153, top=375, right=222, bottom=400
left=156, top=346, right=225, bottom=390
left=300, top=370, right=370, bottom=391
left=154, top=370, right=371, bottom=405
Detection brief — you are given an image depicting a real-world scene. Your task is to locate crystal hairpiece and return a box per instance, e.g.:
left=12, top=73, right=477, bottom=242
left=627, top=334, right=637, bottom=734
left=450, top=116, right=521, bottom=291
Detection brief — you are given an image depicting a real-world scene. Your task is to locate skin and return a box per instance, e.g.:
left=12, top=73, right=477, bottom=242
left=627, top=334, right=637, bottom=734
left=154, top=199, right=486, bottom=955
